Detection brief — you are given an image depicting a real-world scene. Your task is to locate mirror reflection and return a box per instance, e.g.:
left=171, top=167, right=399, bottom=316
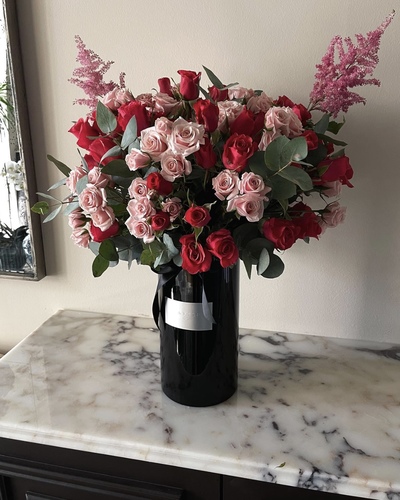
left=0, top=0, right=44, bottom=278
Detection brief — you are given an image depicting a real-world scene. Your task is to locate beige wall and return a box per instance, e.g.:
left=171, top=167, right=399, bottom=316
left=0, top=0, right=398, bottom=351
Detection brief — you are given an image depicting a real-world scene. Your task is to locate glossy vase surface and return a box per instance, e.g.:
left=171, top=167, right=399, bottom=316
left=158, top=262, right=239, bottom=407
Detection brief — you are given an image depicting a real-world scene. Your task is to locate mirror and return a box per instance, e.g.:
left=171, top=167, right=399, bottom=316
left=0, top=0, right=45, bottom=279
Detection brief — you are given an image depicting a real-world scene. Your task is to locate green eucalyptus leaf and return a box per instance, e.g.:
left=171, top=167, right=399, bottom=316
left=96, top=101, right=117, bottom=134
left=248, top=151, right=267, bottom=178
left=43, top=204, right=62, bottom=223
left=99, top=145, right=122, bottom=165
left=63, top=201, right=80, bottom=216
left=245, top=237, right=275, bottom=259
left=75, top=175, right=88, bottom=195
left=330, top=148, right=346, bottom=159
left=268, top=175, right=297, bottom=200
left=261, top=254, right=285, bottom=279
left=36, top=192, right=61, bottom=202
left=233, top=223, right=260, bottom=250
left=257, top=248, right=270, bottom=275
left=202, top=66, right=224, bottom=89
left=265, top=136, right=291, bottom=171
left=199, top=85, right=212, bottom=101
left=314, top=113, right=330, bottom=134
left=277, top=166, right=313, bottom=192
left=89, top=241, right=101, bottom=256
left=99, top=239, right=119, bottom=262
left=121, top=116, right=137, bottom=150
left=102, top=159, right=134, bottom=178
left=47, top=155, right=71, bottom=177
left=140, top=248, right=156, bottom=266
left=327, top=118, right=345, bottom=135
left=305, top=144, right=328, bottom=167
left=92, top=254, right=109, bottom=277
left=173, top=253, right=183, bottom=267
left=287, top=136, right=308, bottom=162
left=31, top=201, right=50, bottom=215
left=163, top=233, right=179, bottom=257
left=316, top=133, right=347, bottom=147
left=48, top=177, right=67, bottom=191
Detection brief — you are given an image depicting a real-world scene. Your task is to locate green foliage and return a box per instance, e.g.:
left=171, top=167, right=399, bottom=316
left=96, top=101, right=117, bottom=134
left=121, top=116, right=138, bottom=150
left=102, top=159, right=136, bottom=178
left=47, top=155, right=71, bottom=177
left=31, top=201, right=50, bottom=215
left=92, top=254, right=109, bottom=277
left=99, top=239, right=119, bottom=262
left=202, top=66, right=224, bottom=89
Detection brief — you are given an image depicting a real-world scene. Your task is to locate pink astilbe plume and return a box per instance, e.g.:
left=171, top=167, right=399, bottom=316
left=69, top=35, right=126, bottom=110
left=309, top=12, right=395, bottom=117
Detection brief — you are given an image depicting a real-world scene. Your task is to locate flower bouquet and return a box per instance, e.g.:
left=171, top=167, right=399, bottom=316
left=33, top=13, right=393, bottom=282
left=32, top=13, right=394, bottom=406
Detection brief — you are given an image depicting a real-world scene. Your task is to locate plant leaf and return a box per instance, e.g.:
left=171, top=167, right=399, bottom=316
left=96, top=101, right=117, bottom=134
left=75, top=175, right=88, bottom=195
left=47, top=155, right=71, bottom=177
left=327, top=118, right=345, bottom=135
left=314, top=113, right=330, bottom=134
left=42, top=204, right=62, bottom=223
left=31, top=201, right=50, bottom=215
left=48, top=177, right=67, bottom=191
left=248, top=151, right=267, bottom=178
left=257, top=248, right=270, bottom=275
left=264, top=136, right=291, bottom=171
left=202, top=66, right=224, bottom=89
left=277, top=166, right=313, bottom=192
left=36, top=192, right=61, bottom=202
left=92, top=254, right=109, bottom=277
left=99, top=239, right=119, bottom=262
left=102, top=159, right=135, bottom=178
left=268, top=175, right=297, bottom=200
left=261, top=254, right=285, bottom=278
left=99, top=145, right=122, bottom=165
left=121, top=116, right=137, bottom=150
left=316, top=133, right=347, bottom=147
left=63, top=201, right=80, bottom=216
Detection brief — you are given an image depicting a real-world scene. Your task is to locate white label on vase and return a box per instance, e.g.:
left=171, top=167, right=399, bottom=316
left=165, top=298, right=213, bottom=331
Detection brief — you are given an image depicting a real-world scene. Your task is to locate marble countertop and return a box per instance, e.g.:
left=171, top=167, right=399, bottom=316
left=0, top=310, right=400, bottom=499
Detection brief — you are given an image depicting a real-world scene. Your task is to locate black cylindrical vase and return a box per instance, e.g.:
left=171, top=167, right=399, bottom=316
left=158, top=262, right=239, bottom=407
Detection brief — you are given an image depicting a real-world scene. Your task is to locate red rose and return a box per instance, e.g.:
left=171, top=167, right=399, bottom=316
left=146, top=172, right=173, bottom=196
left=319, top=155, right=354, bottom=187
left=117, top=101, right=150, bottom=132
left=89, top=137, right=121, bottom=166
left=69, top=117, right=100, bottom=150
left=179, top=234, right=212, bottom=274
left=208, top=85, right=228, bottom=102
left=192, top=99, right=219, bottom=133
left=302, top=130, right=319, bottom=151
left=293, top=103, right=312, bottom=125
left=290, top=202, right=322, bottom=239
left=184, top=205, right=211, bottom=228
left=194, top=137, right=217, bottom=169
left=83, top=154, right=97, bottom=170
left=177, top=70, right=201, bottom=100
left=89, top=220, right=119, bottom=243
left=206, top=229, right=239, bottom=268
left=222, top=133, right=258, bottom=173
left=158, top=77, right=173, bottom=97
left=230, top=107, right=255, bottom=137
left=263, top=218, right=301, bottom=250
left=275, top=95, right=295, bottom=107
left=151, top=211, right=170, bottom=232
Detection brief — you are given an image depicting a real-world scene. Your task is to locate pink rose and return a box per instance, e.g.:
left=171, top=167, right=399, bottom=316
left=258, top=129, right=282, bottom=151
left=154, top=93, right=180, bottom=115
left=240, top=172, right=271, bottom=198
left=217, top=101, right=244, bottom=133
left=322, top=202, right=347, bottom=228
left=125, top=217, right=155, bottom=244
left=227, top=193, right=265, bottom=222
left=247, top=92, right=274, bottom=114
left=127, top=197, right=156, bottom=220
left=162, top=197, right=182, bottom=221
left=102, top=88, right=134, bottom=110
left=228, top=86, right=254, bottom=100
left=79, top=184, right=106, bottom=213
left=125, top=149, right=150, bottom=171
left=154, top=117, right=174, bottom=136
left=68, top=209, right=86, bottom=229
left=91, top=206, right=116, bottom=231
left=140, top=127, right=169, bottom=162
left=212, top=170, right=240, bottom=201
left=71, top=227, right=90, bottom=248
left=264, top=106, right=303, bottom=138
left=321, top=180, right=342, bottom=198
left=87, top=166, right=110, bottom=188
left=160, top=150, right=192, bottom=181
left=128, top=178, right=149, bottom=199
left=169, top=117, right=205, bottom=157
left=66, top=166, right=87, bottom=194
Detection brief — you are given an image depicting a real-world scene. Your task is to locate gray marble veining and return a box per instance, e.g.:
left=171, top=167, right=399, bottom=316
left=0, top=310, right=400, bottom=499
